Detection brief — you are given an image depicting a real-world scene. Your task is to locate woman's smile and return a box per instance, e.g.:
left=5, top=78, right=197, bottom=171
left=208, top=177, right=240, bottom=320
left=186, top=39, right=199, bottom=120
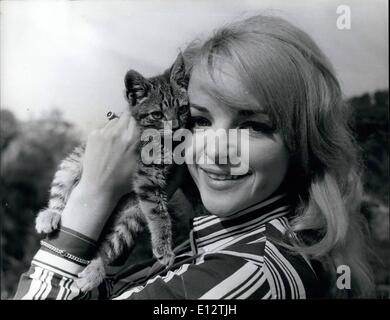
left=199, top=166, right=252, bottom=190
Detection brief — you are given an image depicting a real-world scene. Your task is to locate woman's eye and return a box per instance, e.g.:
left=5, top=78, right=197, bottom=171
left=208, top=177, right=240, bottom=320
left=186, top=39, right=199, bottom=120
left=150, top=111, right=163, bottom=120
left=239, top=121, right=275, bottom=134
left=189, top=116, right=211, bottom=128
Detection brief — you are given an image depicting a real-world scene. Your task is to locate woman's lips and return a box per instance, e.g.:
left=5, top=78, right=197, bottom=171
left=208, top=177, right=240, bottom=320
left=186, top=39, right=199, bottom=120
left=203, top=171, right=245, bottom=180
left=200, top=167, right=251, bottom=190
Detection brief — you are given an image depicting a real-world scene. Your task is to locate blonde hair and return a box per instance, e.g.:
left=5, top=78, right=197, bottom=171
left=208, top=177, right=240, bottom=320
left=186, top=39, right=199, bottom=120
left=183, top=14, right=374, bottom=298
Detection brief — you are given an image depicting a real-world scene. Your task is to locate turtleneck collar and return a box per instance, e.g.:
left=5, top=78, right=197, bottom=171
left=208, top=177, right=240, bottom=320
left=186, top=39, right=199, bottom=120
left=191, top=190, right=293, bottom=251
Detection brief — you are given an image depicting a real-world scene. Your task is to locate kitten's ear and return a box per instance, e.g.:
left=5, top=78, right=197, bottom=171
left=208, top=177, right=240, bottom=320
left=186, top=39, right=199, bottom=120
left=170, top=53, right=189, bottom=90
left=124, top=70, right=150, bottom=106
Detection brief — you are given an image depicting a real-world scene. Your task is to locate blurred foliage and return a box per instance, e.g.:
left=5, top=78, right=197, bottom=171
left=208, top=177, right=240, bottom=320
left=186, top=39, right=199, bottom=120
left=1, top=109, right=80, bottom=299
left=349, top=90, right=390, bottom=298
left=349, top=91, right=389, bottom=244
left=0, top=90, right=389, bottom=298
left=350, top=90, right=389, bottom=205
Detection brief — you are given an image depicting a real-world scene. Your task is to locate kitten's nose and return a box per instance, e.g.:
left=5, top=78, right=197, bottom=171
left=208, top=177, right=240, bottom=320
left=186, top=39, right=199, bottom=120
left=170, top=119, right=179, bottom=130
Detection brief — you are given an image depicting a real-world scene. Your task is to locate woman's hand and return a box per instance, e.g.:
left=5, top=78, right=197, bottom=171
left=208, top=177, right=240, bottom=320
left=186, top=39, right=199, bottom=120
left=60, top=112, right=140, bottom=240
left=59, top=112, right=189, bottom=241
left=78, top=112, right=139, bottom=198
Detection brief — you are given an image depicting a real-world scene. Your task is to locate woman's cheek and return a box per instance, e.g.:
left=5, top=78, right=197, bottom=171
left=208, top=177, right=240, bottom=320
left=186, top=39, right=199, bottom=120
left=228, top=130, right=250, bottom=175
left=249, top=135, right=290, bottom=185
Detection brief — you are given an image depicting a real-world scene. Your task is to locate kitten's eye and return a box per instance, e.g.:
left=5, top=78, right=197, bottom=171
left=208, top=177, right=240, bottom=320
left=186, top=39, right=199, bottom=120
left=239, top=121, right=275, bottom=134
left=150, top=111, right=163, bottom=120
left=189, top=116, right=211, bottom=128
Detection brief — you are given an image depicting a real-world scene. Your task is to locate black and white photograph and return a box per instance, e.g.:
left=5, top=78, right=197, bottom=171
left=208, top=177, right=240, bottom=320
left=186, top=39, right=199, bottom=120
left=0, top=0, right=388, bottom=304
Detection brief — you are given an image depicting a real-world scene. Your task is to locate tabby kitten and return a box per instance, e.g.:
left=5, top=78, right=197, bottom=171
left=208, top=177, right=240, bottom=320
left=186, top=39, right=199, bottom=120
left=35, top=53, right=190, bottom=292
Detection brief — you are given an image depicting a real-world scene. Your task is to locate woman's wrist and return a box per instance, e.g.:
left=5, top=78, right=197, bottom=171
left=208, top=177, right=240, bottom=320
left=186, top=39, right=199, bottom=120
left=60, top=182, right=120, bottom=241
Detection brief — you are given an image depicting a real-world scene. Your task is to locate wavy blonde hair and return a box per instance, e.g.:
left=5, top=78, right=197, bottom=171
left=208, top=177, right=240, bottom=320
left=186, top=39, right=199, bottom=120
left=182, top=14, right=374, bottom=298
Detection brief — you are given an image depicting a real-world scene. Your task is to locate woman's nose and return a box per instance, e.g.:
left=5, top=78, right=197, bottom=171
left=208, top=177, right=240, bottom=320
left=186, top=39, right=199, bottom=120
left=203, top=126, right=247, bottom=169
left=204, top=127, right=230, bottom=166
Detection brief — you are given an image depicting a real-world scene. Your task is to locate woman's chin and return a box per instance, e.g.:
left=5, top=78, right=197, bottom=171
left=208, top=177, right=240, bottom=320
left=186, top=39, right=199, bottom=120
left=199, top=190, right=247, bottom=217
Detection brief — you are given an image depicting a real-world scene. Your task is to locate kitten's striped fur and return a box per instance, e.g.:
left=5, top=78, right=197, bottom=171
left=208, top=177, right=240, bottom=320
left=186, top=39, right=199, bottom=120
left=35, top=54, right=190, bottom=292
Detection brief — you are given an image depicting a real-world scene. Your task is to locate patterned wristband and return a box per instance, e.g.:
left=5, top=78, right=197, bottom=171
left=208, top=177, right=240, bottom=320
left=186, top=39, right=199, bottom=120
left=40, top=240, right=90, bottom=265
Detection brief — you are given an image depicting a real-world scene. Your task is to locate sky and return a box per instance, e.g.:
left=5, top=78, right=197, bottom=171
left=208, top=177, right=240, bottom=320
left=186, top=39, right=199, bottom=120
left=1, top=0, right=388, bottom=134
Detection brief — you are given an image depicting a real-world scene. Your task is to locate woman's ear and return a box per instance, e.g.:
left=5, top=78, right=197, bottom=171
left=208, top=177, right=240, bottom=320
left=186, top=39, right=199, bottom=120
left=170, top=53, right=189, bottom=90
left=124, top=70, right=151, bottom=107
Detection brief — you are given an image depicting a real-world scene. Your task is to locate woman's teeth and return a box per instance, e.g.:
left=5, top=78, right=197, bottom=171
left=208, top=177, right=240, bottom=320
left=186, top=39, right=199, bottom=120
left=206, top=172, right=246, bottom=180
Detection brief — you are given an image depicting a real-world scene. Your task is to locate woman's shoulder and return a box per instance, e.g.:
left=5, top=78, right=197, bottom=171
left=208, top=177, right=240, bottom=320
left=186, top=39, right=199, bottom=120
left=222, top=216, right=329, bottom=298
left=261, top=217, right=330, bottom=298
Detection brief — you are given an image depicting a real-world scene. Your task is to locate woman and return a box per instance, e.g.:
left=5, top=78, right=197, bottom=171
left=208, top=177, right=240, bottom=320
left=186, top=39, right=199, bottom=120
left=14, top=14, right=374, bottom=299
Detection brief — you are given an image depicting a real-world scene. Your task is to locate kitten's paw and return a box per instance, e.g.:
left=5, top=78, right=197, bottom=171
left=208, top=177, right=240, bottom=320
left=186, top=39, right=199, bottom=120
left=154, top=247, right=175, bottom=268
left=35, top=209, right=61, bottom=234
left=76, top=258, right=106, bottom=292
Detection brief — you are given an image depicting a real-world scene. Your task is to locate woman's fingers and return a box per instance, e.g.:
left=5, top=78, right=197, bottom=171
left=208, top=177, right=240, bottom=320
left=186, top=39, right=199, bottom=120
left=96, top=110, right=139, bottom=153
left=100, top=111, right=130, bottom=136
left=116, top=110, right=131, bottom=129
left=126, top=115, right=139, bottom=141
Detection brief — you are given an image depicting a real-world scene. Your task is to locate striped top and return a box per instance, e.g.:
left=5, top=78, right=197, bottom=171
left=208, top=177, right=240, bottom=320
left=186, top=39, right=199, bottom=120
left=14, top=192, right=327, bottom=300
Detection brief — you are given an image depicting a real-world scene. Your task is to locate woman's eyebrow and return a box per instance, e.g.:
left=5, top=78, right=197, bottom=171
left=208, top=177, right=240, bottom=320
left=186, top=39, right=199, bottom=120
left=237, top=109, right=268, bottom=117
left=190, top=104, right=210, bottom=113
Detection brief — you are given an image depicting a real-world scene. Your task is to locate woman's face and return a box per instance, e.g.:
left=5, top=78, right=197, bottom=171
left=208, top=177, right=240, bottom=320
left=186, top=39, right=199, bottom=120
left=186, top=63, right=290, bottom=217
